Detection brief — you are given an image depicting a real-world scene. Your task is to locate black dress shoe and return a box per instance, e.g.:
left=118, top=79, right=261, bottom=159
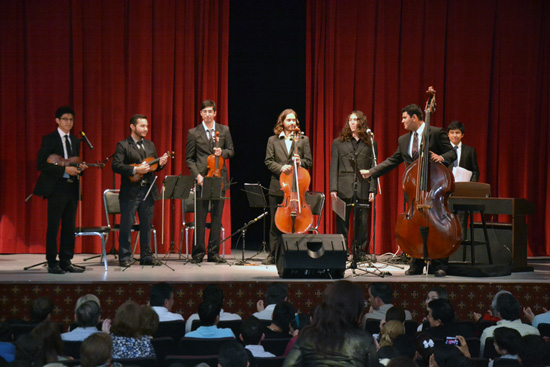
left=262, top=255, right=275, bottom=265
left=119, top=260, right=133, bottom=267
left=208, top=254, right=225, bottom=263
left=434, top=269, right=446, bottom=277
left=140, top=257, right=163, bottom=266
left=405, top=266, right=423, bottom=276
left=61, top=264, right=85, bottom=273
left=191, top=255, right=204, bottom=264
left=47, top=265, right=66, bottom=274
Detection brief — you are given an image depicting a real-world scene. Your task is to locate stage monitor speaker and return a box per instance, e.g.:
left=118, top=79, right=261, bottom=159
left=277, top=234, right=347, bottom=279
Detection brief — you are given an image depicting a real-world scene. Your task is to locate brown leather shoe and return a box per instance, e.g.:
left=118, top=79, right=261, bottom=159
left=208, top=254, right=226, bottom=263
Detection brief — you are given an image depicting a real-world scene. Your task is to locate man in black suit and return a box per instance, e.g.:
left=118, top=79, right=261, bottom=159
left=447, top=120, right=480, bottom=182
left=33, top=106, right=88, bottom=274
left=112, top=114, right=168, bottom=267
left=329, top=110, right=377, bottom=257
left=185, top=100, right=234, bottom=263
left=362, top=104, right=456, bottom=277
left=264, top=109, right=312, bottom=265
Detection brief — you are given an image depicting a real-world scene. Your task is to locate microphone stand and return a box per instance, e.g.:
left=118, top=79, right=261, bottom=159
left=228, top=211, right=269, bottom=266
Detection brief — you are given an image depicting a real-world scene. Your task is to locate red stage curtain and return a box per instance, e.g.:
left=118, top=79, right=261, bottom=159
left=0, top=0, right=230, bottom=254
left=306, top=0, right=550, bottom=256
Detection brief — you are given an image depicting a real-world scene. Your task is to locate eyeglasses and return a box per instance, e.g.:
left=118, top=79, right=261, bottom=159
left=59, top=118, right=74, bottom=122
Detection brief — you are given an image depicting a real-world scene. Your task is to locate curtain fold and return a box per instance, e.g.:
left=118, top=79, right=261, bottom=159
left=0, top=0, right=230, bottom=254
left=306, top=0, right=550, bottom=256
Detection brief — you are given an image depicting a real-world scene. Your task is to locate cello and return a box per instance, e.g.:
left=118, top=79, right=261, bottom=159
left=395, top=87, right=462, bottom=263
left=274, top=128, right=313, bottom=234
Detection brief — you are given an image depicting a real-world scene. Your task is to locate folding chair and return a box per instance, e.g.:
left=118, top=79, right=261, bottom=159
left=305, top=191, right=325, bottom=234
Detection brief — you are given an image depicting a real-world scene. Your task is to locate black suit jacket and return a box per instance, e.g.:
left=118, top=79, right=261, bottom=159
left=265, top=134, right=313, bottom=196
left=112, top=136, right=163, bottom=201
left=33, top=130, right=81, bottom=198
left=457, top=144, right=480, bottom=182
left=329, top=138, right=377, bottom=200
left=185, top=123, right=234, bottom=189
left=369, top=126, right=456, bottom=178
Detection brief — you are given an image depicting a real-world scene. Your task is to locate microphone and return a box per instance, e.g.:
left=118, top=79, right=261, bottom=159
left=80, top=131, right=94, bottom=150
left=366, top=129, right=374, bottom=136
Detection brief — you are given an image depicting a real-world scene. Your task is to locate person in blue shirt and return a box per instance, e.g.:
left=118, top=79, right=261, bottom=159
left=185, top=300, right=235, bottom=339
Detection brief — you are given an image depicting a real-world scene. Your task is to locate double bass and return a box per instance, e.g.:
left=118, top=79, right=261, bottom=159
left=274, top=128, right=313, bottom=234
left=395, top=87, right=462, bottom=262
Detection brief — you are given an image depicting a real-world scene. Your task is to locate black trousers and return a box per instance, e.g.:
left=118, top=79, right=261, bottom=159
left=192, top=186, right=225, bottom=257
left=268, top=195, right=284, bottom=259
left=46, top=179, right=78, bottom=267
left=119, top=186, right=155, bottom=262
left=335, top=197, right=370, bottom=254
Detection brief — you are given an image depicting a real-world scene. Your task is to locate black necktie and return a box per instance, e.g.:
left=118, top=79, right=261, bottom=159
left=453, top=146, right=459, bottom=167
left=411, top=132, right=419, bottom=160
left=65, top=135, right=73, bottom=158
left=208, top=129, right=215, bottom=148
left=137, top=140, right=146, bottom=159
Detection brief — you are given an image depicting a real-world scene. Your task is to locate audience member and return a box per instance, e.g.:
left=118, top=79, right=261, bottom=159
left=378, top=306, right=406, bottom=338
left=488, top=327, right=521, bottom=367
left=473, top=290, right=508, bottom=323
left=424, top=298, right=474, bottom=339
left=414, top=332, right=472, bottom=367
left=149, top=282, right=184, bottom=322
left=480, top=292, right=539, bottom=353
left=362, top=283, right=412, bottom=328
left=282, top=280, right=378, bottom=367
left=240, top=317, right=274, bottom=358
left=185, top=284, right=241, bottom=333
left=140, top=305, right=159, bottom=338
left=517, top=334, right=550, bottom=367
left=7, top=333, right=39, bottom=367
left=30, top=297, right=54, bottom=323
left=218, top=340, right=249, bottom=367
left=80, top=332, right=122, bottom=367
left=32, top=320, right=72, bottom=366
left=253, top=283, right=288, bottom=321
left=418, top=287, right=448, bottom=331
left=263, top=302, right=295, bottom=339
left=283, top=313, right=311, bottom=356
left=0, top=322, right=15, bottom=364
left=378, top=320, right=405, bottom=364
left=61, top=300, right=101, bottom=341
left=108, top=300, right=156, bottom=359
left=523, top=305, right=550, bottom=329
left=185, top=301, right=235, bottom=339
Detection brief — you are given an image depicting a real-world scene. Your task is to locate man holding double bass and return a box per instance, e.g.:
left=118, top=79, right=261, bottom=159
left=264, top=109, right=312, bottom=265
left=362, top=104, right=456, bottom=277
left=186, top=100, right=234, bottom=264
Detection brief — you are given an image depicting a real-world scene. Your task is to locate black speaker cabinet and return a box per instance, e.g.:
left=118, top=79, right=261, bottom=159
left=277, top=234, right=347, bottom=279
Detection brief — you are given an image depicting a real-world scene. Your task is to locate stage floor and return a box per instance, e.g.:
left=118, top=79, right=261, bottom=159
left=2, top=252, right=549, bottom=284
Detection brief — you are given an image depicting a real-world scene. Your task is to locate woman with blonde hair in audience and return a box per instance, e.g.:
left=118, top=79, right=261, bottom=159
left=377, top=320, right=406, bottom=365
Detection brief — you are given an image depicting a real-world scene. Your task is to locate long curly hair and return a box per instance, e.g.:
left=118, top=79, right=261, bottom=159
left=273, top=109, right=300, bottom=135
left=337, top=110, right=372, bottom=145
left=379, top=320, right=405, bottom=348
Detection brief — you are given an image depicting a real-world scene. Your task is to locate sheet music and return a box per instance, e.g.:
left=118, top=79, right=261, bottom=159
left=332, top=195, right=346, bottom=220
left=452, top=166, right=473, bottom=182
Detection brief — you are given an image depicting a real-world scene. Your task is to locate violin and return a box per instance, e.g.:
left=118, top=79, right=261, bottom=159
left=47, top=154, right=105, bottom=170
left=129, top=151, right=175, bottom=183
left=206, top=131, right=225, bottom=188
left=394, top=86, right=462, bottom=261
left=274, top=128, right=313, bottom=234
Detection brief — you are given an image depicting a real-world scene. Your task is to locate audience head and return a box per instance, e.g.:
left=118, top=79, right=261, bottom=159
left=198, top=300, right=222, bottom=326
left=30, top=297, right=54, bottom=322
left=427, top=298, right=455, bottom=327
left=324, top=280, right=365, bottom=326
left=203, top=284, right=225, bottom=307
left=494, top=292, right=521, bottom=321
left=386, top=306, right=406, bottom=323
left=289, top=312, right=311, bottom=334
left=111, top=300, right=143, bottom=338
left=518, top=334, right=549, bottom=367
left=149, top=282, right=175, bottom=310
left=379, top=320, right=405, bottom=348
left=368, top=283, right=393, bottom=310
left=415, top=332, right=435, bottom=365
left=265, top=283, right=288, bottom=306
left=240, top=317, right=264, bottom=345
left=424, top=287, right=448, bottom=308
left=140, top=304, right=159, bottom=336
left=74, top=294, right=101, bottom=314
left=271, top=301, right=296, bottom=333
left=75, top=300, right=101, bottom=328
left=493, top=327, right=521, bottom=356
left=32, top=319, right=63, bottom=365
left=489, top=290, right=511, bottom=315
left=218, top=340, right=249, bottom=367
left=80, top=332, right=113, bottom=367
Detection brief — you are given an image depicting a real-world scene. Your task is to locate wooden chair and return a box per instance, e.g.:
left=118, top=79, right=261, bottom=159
left=62, top=340, right=83, bottom=359
left=153, top=320, right=186, bottom=341
left=151, top=336, right=175, bottom=364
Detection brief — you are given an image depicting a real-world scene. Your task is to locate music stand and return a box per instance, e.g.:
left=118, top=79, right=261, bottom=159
left=161, top=175, right=194, bottom=263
